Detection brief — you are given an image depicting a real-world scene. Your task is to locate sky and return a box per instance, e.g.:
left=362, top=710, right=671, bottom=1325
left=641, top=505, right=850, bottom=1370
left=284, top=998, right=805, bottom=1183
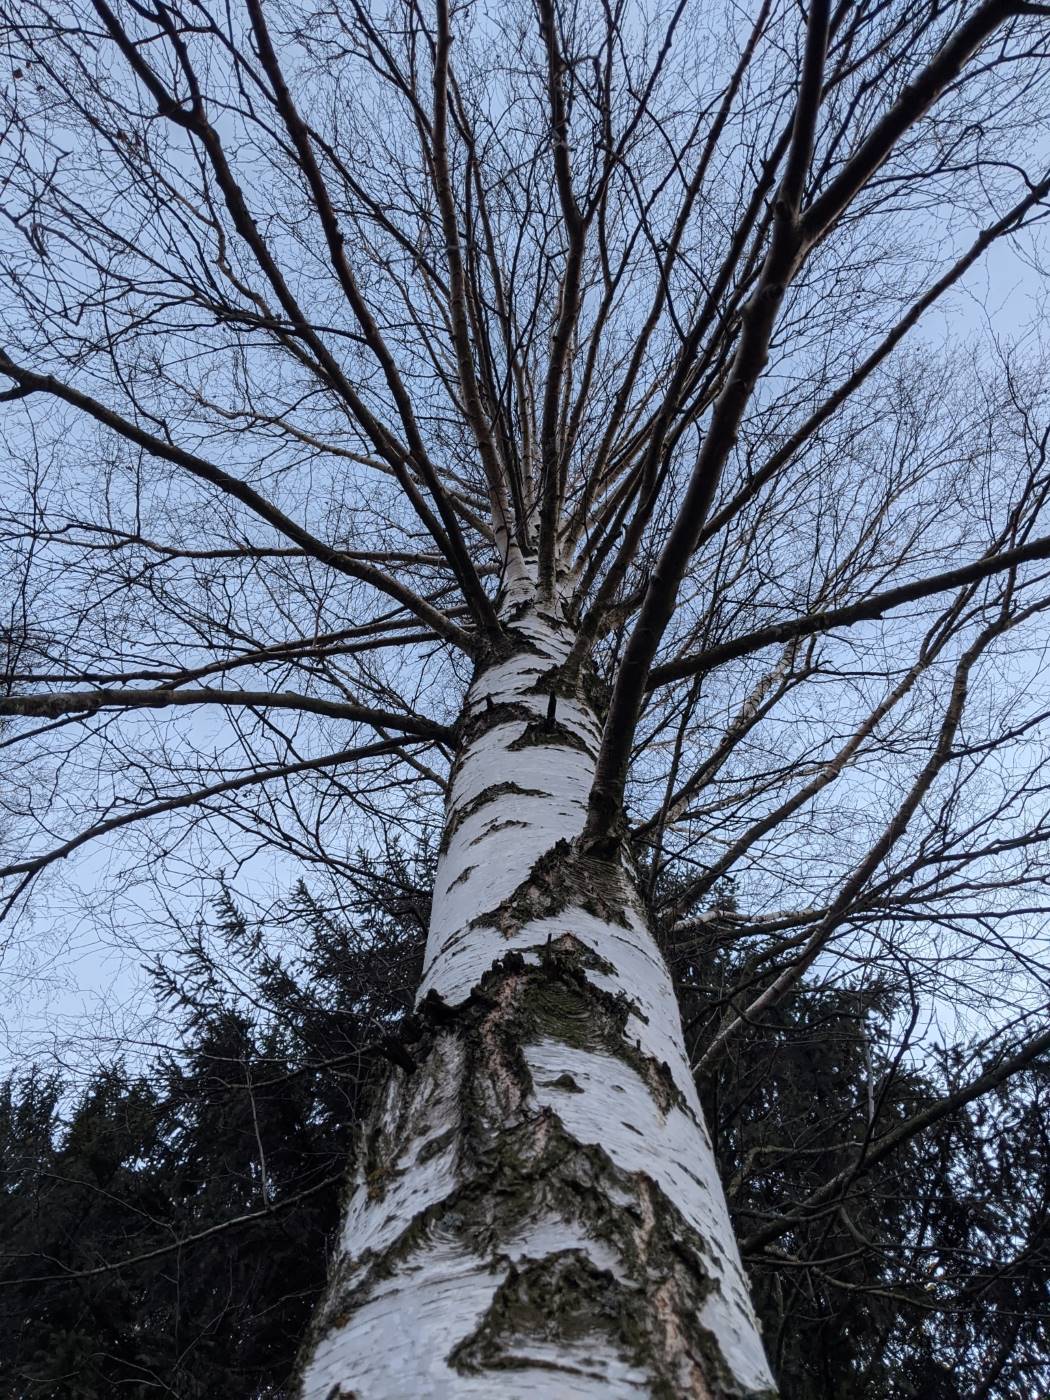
left=2, top=0, right=1050, bottom=1094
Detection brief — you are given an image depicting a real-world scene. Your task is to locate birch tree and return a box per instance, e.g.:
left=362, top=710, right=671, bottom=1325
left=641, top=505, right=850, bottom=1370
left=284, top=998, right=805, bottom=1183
left=1, top=0, right=1050, bottom=1394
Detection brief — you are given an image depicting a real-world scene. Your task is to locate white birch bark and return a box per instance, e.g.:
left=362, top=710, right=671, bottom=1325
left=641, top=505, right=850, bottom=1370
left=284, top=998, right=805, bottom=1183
left=299, top=587, right=776, bottom=1398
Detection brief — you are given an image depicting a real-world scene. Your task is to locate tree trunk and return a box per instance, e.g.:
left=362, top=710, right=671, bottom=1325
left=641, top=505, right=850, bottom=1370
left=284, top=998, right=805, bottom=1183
left=299, top=591, right=775, bottom=1398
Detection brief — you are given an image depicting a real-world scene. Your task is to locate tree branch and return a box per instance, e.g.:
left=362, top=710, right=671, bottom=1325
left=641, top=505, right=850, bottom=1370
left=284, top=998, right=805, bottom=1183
left=0, top=687, right=453, bottom=742
left=0, top=736, right=428, bottom=887
left=2, top=1172, right=343, bottom=1285
left=0, top=353, right=475, bottom=654
left=648, top=531, right=1050, bottom=689
left=584, top=0, right=832, bottom=852
left=741, top=1019, right=1050, bottom=1255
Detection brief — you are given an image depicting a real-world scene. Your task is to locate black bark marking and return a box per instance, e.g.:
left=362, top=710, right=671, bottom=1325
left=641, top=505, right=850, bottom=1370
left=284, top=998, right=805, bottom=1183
left=468, top=817, right=528, bottom=846
left=547, top=1071, right=584, bottom=1092
left=506, top=715, right=592, bottom=753
left=446, top=862, right=477, bottom=891
left=438, top=782, right=547, bottom=855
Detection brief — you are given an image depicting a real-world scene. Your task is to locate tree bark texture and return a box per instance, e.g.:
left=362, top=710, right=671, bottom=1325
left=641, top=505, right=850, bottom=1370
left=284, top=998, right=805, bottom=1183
left=299, top=583, right=775, bottom=1398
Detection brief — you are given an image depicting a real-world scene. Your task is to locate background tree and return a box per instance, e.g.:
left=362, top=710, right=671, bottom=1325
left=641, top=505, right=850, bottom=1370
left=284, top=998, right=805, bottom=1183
left=0, top=853, right=427, bottom=1399
left=1, top=0, right=1050, bottom=1393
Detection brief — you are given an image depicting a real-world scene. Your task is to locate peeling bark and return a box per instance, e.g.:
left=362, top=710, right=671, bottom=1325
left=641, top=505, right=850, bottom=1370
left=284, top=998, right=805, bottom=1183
left=299, top=598, right=775, bottom=1398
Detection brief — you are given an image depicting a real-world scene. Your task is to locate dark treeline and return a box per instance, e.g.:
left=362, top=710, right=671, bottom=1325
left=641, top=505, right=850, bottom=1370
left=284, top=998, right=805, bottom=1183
left=2, top=854, right=1047, bottom=1399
